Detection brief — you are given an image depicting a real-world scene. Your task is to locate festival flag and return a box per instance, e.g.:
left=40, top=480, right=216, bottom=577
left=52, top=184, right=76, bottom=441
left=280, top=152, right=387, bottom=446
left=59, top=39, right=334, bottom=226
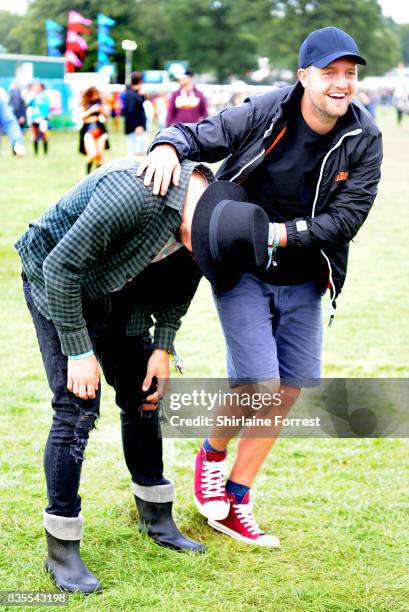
left=67, top=30, right=89, bottom=51
left=98, top=13, right=116, bottom=27
left=68, top=22, right=91, bottom=35
left=46, top=19, right=64, bottom=57
left=65, top=10, right=92, bottom=72
left=68, top=10, right=92, bottom=27
left=97, top=13, right=116, bottom=72
left=65, top=49, right=83, bottom=68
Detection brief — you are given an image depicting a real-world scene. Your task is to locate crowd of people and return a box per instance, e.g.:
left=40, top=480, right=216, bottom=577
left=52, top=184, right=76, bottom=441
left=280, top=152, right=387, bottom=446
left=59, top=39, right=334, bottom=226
left=2, top=65, right=408, bottom=178
left=0, top=69, right=210, bottom=174
left=0, top=80, right=52, bottom=156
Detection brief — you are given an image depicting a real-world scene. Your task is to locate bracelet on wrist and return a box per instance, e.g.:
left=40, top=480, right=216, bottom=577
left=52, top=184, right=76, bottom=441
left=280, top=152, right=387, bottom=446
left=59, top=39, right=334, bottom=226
left=68, top=350, right=94, bottom=361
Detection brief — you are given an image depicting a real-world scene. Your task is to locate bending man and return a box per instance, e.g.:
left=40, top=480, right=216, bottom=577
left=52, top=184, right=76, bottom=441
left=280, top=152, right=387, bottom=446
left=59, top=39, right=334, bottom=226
left=16, top=157, right=214, bottom=593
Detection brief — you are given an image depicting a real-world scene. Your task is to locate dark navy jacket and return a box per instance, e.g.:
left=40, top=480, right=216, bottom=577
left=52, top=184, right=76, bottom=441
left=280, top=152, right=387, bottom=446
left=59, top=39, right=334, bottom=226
left=150, top=82, right=383, bottom=312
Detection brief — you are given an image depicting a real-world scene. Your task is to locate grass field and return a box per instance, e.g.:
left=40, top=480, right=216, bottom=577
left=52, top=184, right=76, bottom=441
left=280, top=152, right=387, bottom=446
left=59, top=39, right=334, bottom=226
left=0, top=109, right=409, bottom=611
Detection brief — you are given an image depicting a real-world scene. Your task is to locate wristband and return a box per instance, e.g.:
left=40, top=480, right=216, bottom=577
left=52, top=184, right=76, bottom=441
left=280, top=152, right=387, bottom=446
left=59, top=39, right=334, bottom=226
left=266, top=222, right=280, bottom=269
left=169, top=349, right=183, bottom=375
left=274, top=222, right=281, bottom=247
left=68, top=350, right=94, bottom=360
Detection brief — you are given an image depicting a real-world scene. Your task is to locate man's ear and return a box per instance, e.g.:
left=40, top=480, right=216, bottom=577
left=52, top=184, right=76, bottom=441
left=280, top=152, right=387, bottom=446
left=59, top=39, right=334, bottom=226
left=297, top=67, right=309, bottom=88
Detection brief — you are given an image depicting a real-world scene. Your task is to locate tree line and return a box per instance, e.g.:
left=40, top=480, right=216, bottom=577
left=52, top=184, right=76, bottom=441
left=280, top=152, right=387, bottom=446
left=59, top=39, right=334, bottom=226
left=0, top=0, right=407, bottom=82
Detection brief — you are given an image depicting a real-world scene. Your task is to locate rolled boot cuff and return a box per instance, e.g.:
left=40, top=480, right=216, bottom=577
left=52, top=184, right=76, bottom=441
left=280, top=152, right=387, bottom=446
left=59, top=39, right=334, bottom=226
left=43, top=511, right=83, bottom=541
left=132, top=481, right=175, bottom=503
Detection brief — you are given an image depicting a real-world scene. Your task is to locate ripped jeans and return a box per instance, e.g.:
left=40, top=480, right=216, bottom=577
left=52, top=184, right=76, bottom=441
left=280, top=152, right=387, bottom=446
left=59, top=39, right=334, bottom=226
left=23, top=278, right=164, bottom=518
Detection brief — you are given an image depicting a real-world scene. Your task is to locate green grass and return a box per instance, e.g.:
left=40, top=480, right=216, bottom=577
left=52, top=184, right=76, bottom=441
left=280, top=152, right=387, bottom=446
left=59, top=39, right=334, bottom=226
left=0, top=111, right=409, bottom=611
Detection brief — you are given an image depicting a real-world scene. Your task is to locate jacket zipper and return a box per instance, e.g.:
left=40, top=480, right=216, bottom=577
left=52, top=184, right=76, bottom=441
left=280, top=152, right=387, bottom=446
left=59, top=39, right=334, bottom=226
left=311, top=128, right=362, bottom=323
left=229, top=121, right=287, bottom=184
left=229, top=150, right=265, bottom=183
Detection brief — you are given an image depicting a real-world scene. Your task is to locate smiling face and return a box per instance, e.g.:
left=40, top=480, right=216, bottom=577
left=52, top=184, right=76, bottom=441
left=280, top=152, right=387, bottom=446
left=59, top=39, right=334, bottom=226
left=297, top=57, right=358, bottom=134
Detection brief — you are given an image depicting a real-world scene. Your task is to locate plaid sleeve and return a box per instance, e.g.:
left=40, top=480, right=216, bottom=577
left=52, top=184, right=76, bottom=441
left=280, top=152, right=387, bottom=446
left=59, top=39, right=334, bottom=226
left=151, top=280, right=200, bottom=351
left=125, top=302, right=184, bottom=353
left=42, top=173, right=144, bottom=355
left=152, top=303, right=186, bottom=352
left=126, top=305, right=154, bottom=338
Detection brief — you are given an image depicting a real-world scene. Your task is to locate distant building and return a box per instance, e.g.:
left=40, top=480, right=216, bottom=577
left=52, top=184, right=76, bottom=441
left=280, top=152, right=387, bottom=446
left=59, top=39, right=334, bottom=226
left=0, top=53, right=72, bottom=126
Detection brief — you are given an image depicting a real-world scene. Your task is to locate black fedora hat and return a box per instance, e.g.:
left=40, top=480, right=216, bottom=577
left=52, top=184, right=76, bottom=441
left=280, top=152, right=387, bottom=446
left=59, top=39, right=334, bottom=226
left=191, top=181, right=270, bottom=292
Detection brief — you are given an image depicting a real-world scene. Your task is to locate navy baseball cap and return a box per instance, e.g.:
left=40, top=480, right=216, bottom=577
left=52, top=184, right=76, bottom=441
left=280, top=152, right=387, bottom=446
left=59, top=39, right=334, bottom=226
left=299, top=27, right=366, bottom=69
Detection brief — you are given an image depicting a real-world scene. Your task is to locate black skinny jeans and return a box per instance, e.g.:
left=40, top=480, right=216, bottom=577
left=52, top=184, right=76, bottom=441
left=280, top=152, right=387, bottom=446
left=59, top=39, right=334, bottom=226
left=23, top=278, right=164, bottom=518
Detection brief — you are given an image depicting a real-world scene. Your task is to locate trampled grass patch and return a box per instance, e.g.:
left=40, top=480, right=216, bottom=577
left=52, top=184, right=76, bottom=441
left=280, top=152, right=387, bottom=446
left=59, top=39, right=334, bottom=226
left=0, top=112, right=408, bottom=610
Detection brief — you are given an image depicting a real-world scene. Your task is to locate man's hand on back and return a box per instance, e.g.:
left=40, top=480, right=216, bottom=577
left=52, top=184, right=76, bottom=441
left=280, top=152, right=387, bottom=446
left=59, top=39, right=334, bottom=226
left=136, top=144, right=181, bottom=196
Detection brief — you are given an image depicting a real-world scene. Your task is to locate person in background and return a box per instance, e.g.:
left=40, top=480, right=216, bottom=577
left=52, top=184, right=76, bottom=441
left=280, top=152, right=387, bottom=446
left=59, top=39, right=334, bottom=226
left=356, top=89, right=377, bottom=118
left=121, top=72, right=147, bottom=157
left=8, top=82, right=27, bottom=129
left=79, top=86, right=109, bottom=174
left=114, top=92, right=123, bottom=130
left=105, top=89, right=120, bottom=132
left=143, top=95, right=155, bottom=135
left=153, top=94, right=168, bottom=130
left=0, top=93, right=25, bottom=157
left=166, top=69, right=208, bottom=127
left=392, top=83, right=409, bottom=124
left=28, top=82, right=50, bottom=156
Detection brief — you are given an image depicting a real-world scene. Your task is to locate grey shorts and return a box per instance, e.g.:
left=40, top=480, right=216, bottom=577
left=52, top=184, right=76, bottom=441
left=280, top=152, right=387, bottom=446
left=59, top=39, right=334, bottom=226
left=213, top=273, right=323, bottom=388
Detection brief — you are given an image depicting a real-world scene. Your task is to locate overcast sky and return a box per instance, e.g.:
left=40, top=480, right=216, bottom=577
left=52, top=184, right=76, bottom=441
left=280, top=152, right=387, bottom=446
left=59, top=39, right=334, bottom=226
left=1, top=0, right=409, bottom=23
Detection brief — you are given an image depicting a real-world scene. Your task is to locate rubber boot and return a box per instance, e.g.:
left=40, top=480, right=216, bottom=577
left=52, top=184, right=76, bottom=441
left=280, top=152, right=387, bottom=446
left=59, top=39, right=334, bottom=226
left=132, top=482, right=206, bottom=553
left=44, top=531, right=102, bottom=594
left=43, top=513, right=101, bottom=594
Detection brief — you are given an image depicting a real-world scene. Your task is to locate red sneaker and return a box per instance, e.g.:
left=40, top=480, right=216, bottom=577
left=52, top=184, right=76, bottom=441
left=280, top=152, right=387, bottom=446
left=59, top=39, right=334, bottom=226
left=208, top=492, right=280, bottom=547
left=194, top=446, right=230, bottom=520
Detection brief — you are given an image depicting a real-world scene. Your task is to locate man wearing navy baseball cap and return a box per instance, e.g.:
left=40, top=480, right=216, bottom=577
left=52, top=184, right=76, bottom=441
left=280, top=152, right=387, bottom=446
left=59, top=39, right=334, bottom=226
left=299, top=26, right=367, bottom=69
left=138, top=27, right=382, bottom=547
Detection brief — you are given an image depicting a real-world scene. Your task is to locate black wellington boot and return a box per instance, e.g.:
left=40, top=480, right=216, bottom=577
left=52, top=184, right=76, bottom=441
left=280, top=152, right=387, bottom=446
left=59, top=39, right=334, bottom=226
left=134, top=496, right=207, bottom=553
left=44, top=530, right=102, bottom=594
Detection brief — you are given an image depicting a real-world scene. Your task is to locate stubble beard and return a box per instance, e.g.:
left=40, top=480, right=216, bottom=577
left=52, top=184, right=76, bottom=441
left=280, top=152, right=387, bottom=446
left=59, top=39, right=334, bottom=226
left=311, top=94, right=349, bottom=127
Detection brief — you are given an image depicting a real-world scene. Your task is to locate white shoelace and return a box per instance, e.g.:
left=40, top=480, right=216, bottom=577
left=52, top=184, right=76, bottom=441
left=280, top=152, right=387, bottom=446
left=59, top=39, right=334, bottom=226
left=201, top=459, right=226, bottom=499
left=234, top=502, right=263, bottom=536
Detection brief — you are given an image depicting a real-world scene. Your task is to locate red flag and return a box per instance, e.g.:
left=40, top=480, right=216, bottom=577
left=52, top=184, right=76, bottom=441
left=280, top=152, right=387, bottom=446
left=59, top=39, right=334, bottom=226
left=65, top=10, right=92, bottom=72
left=69, top=22, right=91, bottom=35
left=66, top=49, right=83, bottom=69
left=67, top=30, right=88, bottom=51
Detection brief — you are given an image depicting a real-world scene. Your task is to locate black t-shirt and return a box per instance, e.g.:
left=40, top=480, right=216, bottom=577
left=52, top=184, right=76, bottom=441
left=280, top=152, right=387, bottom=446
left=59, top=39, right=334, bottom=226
left=244, top=109, right=334, bottom=285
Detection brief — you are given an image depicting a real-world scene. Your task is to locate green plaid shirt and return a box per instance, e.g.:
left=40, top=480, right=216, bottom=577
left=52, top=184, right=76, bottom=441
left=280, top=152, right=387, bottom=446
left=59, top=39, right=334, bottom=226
left=15, top=158, right=214, bottom=356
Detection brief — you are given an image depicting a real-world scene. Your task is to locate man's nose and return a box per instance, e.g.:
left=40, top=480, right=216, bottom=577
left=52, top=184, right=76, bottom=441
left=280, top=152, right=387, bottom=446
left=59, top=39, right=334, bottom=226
left=333, top=73, right=349, bottom=89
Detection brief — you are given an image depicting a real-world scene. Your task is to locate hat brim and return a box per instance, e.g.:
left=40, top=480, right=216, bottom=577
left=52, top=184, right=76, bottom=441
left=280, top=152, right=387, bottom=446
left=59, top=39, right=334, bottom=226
left=309, top=51, right=366, bottom=68
left=191, top=180, right=249, bottom=292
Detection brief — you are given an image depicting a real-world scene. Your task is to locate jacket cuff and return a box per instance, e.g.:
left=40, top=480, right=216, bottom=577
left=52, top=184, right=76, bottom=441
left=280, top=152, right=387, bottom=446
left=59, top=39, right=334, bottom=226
left=58, top=328, right=93, bottom=357
left=153, top=325, right=176, bottom=352
left=285, top=221, right=298, bottom=247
